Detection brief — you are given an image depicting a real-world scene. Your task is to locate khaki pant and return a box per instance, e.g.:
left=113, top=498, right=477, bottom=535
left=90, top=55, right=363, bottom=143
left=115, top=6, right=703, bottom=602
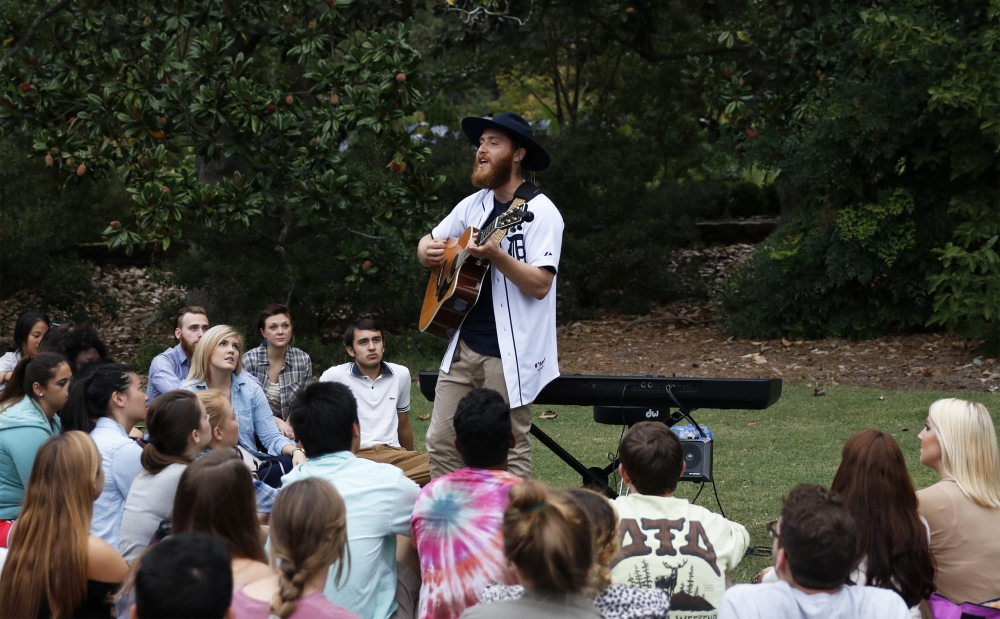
left=356, top=445, right=431, bottom=487
left=425, top=339, right=532, bottom=479
left=389, top=560, right=421, bottom=619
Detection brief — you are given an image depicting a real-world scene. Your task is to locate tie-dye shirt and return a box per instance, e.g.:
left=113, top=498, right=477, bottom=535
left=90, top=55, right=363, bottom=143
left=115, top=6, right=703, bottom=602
left=411, top=468, right=521, bottom=619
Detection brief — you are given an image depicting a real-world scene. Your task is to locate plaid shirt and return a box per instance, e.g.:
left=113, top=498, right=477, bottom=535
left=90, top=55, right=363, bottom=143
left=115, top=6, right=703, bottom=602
left=241, top=343, right=313, bottom=420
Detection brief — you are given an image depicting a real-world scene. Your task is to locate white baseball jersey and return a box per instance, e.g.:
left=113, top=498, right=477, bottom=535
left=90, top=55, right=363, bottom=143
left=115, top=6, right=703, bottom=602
left=431, top=187, right=563, bottom=408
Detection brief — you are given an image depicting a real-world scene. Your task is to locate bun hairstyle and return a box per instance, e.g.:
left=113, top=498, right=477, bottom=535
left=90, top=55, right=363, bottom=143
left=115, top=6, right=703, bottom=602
left=503, top=480, right=592, bottom=594
left=565, top=488, right=618, bottom=593
left=0, top=352, right=69, bottom=412
left=60, top=362, right=133, bottom=433
left=142, top=390, right=203, bottom=474
left=0, top=431, right=100, bottom=619
left=268, top=478, right=350, bottom=619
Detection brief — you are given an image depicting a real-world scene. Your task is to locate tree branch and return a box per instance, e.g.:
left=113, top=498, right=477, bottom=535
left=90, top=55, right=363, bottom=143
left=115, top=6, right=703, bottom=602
left=0, top=0, right=74, bottom=72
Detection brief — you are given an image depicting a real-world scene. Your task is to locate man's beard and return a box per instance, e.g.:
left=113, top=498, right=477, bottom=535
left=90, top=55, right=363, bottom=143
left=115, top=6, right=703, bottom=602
left=471, top=149, right=515, bottom=190
left=181, top=339, right=197, bottom=359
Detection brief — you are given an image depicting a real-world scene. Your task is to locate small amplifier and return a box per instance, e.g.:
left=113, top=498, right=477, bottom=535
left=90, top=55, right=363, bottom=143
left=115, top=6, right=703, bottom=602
left=679, top=437, right=713, bottom=483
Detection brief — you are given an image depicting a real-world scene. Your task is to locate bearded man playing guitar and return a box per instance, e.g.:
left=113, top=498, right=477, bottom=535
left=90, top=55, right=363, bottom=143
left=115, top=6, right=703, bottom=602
left=417, top=112, right=564, bottom=480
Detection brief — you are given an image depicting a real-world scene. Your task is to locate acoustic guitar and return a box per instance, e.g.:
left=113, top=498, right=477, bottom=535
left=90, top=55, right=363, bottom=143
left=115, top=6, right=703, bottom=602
left=419, top=199, right=535, bottom=340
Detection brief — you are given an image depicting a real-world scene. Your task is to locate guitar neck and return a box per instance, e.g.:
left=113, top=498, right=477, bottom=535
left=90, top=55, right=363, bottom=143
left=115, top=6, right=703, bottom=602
left=475, top=198, right=525, bottom=247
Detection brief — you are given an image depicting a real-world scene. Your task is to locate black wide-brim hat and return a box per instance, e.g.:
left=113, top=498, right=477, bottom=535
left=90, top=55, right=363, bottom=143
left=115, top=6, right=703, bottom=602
left=461, top=112, right=550, bottom=172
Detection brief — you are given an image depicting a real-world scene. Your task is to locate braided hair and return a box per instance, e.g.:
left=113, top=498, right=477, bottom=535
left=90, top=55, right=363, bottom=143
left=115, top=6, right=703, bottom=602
left=268, top=477, right=350, bottom=618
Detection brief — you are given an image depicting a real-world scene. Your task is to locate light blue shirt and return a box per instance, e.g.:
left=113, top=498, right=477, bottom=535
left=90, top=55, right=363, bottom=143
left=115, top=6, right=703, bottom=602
left=146, top=344, right=190, bottom=402
left=90, top=417, right=144, bottom=549
left=184, top=372, right=293, bottom=457
left=281, top=451, right=419, bottom=619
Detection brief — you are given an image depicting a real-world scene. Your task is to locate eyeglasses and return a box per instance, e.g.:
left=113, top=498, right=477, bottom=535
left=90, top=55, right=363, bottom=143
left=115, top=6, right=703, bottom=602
left=766, top=519, right=781, bottom=540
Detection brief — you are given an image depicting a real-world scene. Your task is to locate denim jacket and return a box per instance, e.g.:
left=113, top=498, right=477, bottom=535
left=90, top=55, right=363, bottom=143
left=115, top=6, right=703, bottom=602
left=184, top=372, right=293, bottom=457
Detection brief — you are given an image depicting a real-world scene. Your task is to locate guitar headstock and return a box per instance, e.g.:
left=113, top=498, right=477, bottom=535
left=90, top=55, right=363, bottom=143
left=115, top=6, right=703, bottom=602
left=495, top=205, right=535, bottom=230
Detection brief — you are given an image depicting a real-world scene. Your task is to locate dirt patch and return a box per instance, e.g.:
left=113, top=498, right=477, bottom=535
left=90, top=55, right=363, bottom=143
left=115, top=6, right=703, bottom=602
left=3, top=266, right=996, bottom=394
left=558, top=302, right=998, bottom=393
left=0, top=266, right=183, bottom=363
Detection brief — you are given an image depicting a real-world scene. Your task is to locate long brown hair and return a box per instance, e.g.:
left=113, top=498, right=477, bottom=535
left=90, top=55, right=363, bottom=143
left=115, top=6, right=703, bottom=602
left=142, top=390, right=202, bottom=474
left=171, top=450, right=267, bottom=563
left=831, top=429, right=935, bottom=606
left=0, top=432, right=101, bottom=619
left=268, top=478, right=349, bottom=618
left=503, top=480, right=592, bottom=594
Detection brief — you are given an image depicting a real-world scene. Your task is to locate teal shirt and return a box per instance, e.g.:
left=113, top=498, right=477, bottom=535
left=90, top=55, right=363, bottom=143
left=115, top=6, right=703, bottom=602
left=281, top=451, right=419, bottom=619
left=0, top=396, right=61, bottom=519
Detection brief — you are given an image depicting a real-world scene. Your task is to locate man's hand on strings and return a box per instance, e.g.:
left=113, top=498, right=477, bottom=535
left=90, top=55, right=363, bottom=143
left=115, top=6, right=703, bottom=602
left=466, top=231, right=507, bottom=262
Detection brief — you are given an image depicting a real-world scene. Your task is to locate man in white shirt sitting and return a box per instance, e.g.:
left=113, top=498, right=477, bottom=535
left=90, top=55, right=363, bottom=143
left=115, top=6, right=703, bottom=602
left=319, top=319, right=430, bottom=486
left=719, top=484, right=910, bottom=619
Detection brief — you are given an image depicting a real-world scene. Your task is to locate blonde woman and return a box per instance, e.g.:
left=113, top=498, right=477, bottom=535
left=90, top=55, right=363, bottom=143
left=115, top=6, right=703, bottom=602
left=917, top=398, right=1000, bottom=604
left=234, top=477, right=358, bottom=619
left=183, top=326, right=304, bottom=486
left=196, top=389, right=278, bottom=519
left=0, top=431, right=128, bottom=618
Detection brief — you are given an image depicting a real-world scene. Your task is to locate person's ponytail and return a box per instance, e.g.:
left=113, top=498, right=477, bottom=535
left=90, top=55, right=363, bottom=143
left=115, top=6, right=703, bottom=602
left=60, top=363, right=133, bottom=433
left=0, top=353, right=68, bottom=412
left=142, top=391, right=202, bottom=474
left=268, top=478, right=349, bottom=619
left=503, top=480, right=592, bottom=594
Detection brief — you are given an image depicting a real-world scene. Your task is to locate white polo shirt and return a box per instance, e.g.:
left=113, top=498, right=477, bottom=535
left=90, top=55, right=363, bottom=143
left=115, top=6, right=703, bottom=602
left=319, top=362, right=411, bottom=449
left=431, top=187, right=563, bottom=408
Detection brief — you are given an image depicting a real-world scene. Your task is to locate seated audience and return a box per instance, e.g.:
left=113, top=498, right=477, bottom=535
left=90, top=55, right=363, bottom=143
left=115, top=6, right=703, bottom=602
left=917, top=398, right=1000, bottom=605
left=40, top=323, right=110, bottom=374
left=611, top=421, right=749, bottom=612
left=61, top=363, right=147, bottom=548
left=241, top=304, right=313, bottom=439
left=762, top=429, right=934, bottom=616
left=480, top=487, right=671, bottom=619
left=284, top=382, right=420, bottom=619
left=719, top=484, right=909, bottom=619
left=0, top=353, right=71, bottom=541
left=0, top=310, right=49, bottom=393
left=411, top=388, right=520, bottom=619
left=197, top=389, right=278, bottom=518
left=319, top=319, right=429, bottom=486
left=118, top=391, right=211, bottom=562
left=183, top=325, right=303, bottom=483
left=235, top=477, right=358, bottom=619
left=0, top=431, right=129, bottom=619
left=131, top=532, right=234, bottom=619
left=460, top=479, right=602, bottom=619
left=147, top=306, right=210, bottom=403
left=172, top=450, right=274, bottom=588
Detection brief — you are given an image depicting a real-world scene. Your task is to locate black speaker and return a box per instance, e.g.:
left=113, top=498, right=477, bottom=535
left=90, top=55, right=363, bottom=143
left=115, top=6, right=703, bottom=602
left=679, top=438, right=713, bottom=483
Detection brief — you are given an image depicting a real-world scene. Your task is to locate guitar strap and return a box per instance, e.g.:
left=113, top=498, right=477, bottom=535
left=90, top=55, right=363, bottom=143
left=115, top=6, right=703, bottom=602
left=485, top=181, right=543, bottom=245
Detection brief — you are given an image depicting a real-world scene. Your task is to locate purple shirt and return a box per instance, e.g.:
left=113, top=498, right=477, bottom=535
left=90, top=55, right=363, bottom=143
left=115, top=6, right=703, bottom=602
left=232, top=588, right=359, bottom=619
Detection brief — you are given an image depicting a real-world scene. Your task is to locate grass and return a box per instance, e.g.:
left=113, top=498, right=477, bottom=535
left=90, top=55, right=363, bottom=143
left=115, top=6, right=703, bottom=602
left=408, top=379, right=999, bottom=583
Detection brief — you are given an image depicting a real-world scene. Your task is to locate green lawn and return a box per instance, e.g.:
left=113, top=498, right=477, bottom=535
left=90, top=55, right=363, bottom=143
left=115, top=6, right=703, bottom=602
left=408, top=379, right=999, bottom=582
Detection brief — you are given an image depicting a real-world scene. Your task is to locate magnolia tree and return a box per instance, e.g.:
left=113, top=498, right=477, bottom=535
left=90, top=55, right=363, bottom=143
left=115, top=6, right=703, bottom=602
left=1, top=0, right=445, bottom=304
